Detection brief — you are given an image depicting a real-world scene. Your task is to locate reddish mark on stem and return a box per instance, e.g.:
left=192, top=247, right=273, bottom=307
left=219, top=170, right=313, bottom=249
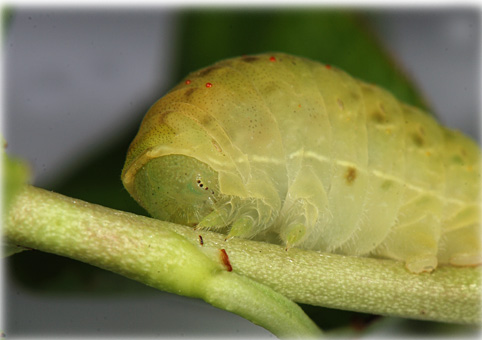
left=205, top=82, right=213, bottom=88
left=269, top=56, right=276, bottom=62
left=219, top=249, right=232, bottom=271
left=185, top=79, right=191, bottom=85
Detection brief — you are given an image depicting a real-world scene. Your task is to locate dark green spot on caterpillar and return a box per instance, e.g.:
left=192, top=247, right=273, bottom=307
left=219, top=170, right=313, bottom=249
left=412, top=132, right=424, bottom=146
left=184, top=87, right=197, bottom=98
left=452, top=155, right=465, bottom=165
left=371, top=110, right=386, bottom=123
left=381, top=180, right=393, bottom=190
left=198, top=65, right=220, bottom=77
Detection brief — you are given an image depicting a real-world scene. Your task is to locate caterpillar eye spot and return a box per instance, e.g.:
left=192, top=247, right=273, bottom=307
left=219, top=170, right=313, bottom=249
left=185, top=79, right=191, bottom=85
left=205, top=82, right=213, bottom=88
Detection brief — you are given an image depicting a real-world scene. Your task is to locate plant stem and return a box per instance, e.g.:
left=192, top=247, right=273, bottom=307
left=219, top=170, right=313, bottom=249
left=5, top=185, right=481, bottom=328
left=4, top=185, right=321, bottom=338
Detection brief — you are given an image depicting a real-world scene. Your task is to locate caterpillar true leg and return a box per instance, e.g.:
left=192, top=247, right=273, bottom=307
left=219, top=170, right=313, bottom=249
left=196, top=195, right=278, bottom=240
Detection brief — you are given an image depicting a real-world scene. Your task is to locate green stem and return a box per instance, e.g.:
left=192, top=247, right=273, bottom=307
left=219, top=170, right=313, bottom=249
left=5, top=185, right=482, bottom=329
left=4, top=185, right=321, bottom=338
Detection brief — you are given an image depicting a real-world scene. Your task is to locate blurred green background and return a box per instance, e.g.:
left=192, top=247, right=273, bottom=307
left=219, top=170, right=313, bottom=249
left=4, top=8, right=481, bottom=337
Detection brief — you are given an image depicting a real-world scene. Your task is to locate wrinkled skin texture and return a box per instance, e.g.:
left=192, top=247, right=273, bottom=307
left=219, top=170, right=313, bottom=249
left=122, top=53, right=481, bottom=273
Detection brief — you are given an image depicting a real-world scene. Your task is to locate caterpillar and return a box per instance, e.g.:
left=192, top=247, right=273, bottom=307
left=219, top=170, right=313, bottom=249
left=121, top=53, right=481, bottom=273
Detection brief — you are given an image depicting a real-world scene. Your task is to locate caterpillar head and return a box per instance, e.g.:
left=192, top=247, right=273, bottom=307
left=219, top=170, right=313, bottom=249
left=121, top=96, right=229, bottom=226
left=124, top=154, right=221, bottom=226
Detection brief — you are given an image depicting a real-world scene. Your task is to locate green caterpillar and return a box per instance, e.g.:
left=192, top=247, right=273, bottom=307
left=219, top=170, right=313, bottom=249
left=122, top=53, right=481, bottom=273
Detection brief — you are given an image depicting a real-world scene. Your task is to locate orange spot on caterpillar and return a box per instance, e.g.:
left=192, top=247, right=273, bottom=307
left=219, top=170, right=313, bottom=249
left=185, top=79, right=191, bottom=85
left=198, top=235, right=204, bottom=246
left=205, top=82, right=213, bottom=88
left=269, top=56, right=276, bottom=62
left=219, top=249, right=232, bottom=271
left=325, top=64, right=332, bottom=69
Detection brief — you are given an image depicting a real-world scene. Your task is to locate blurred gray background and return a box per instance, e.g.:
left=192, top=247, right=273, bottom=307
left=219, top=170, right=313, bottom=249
left=3, top=7, right=481, bottom=339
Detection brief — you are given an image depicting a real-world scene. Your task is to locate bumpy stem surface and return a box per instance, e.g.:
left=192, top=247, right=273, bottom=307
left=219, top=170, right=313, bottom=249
left=4, top=185, right=320, bottom=338
left=4, top=185, right=481, bottom=334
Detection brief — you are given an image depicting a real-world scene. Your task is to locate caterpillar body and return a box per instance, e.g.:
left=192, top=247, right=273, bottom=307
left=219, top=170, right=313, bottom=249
left=122, top=53, right=481, bottom=273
